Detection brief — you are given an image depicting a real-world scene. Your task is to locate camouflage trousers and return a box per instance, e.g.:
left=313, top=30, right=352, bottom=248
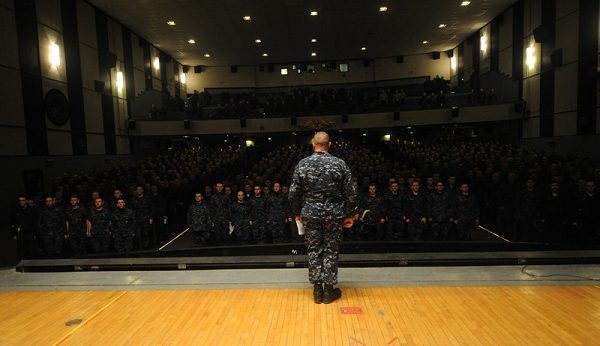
left=303, top=216, right=343, bottom=285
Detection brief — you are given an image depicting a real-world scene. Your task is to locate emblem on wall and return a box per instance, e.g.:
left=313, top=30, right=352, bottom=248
left=44, top=89, right=70, bottom=126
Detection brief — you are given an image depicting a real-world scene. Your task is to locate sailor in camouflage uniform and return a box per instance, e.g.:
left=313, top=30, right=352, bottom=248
left=248, top=185, right=268, bottom=244
left=132, top=186, right=154, bottom=250
left=427, top=182, right=453, bottom=240
left=65, top=195, right=89, bottom=256
left=289, top=132, right=358, bottom=304
left=453, top=183, right=480, bottom=240
left=359, top=183, right=387, bottom=240
left=38, top=196, right=65, bottom=257
left=266, top=182, right=292, bottom=243
left=385, top=181, right=405, bottom=240
left=230, top=191, right=252, bottom=244
left=210, top=182, right=231, bottom=244
left=87, top=197, right=112, bottom=253
left=110, top=198, right=136, bottom=253
left=187, top=192, right=212, bottom=246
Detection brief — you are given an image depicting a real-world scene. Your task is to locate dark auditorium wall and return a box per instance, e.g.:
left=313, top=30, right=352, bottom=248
left=187, top=54, right=451, bottom=91
left=450, top=0, right=599, bottom=141
left=0, top=0, right=187, bottom=157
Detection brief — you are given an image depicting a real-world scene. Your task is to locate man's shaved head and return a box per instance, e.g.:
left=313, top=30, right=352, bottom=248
left=312, top=131, right=330, bottom=149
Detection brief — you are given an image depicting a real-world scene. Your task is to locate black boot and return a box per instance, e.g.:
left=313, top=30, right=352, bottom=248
left=313, top=283, right=324, bottom=304
left=323, top=284, right=342, bottom=304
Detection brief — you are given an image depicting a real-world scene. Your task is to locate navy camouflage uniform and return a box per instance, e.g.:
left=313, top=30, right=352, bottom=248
left=210, top=192, right=231, bottom=244
left=428, top=191, right=452, bottom=240
left=454, top=193, right=479, bottom=240
left=65, top=206, right=88, bottom=256
left=248, top=195, right=268, bottom=243
left=88, top=207, right=112, bottom=253
left=385, top=191, right=404, bottom=240
left=110, top=207, right=136, bottom=253
left=403, top=192, right=428, bottom=241
left=132, top=195, right=155, bottom=249
left=187, top=201, right=212, bottom=246
left=230, top=200, right=252, bottom=244
left=360, top=194, right=387, bottom=240
left=266, top=192, right=291, bottom=243
left=38, top=206, right=65, bottom=257
left=10, top=205, right=39, bottom=258
left=289, top=151, right=357, bottom=286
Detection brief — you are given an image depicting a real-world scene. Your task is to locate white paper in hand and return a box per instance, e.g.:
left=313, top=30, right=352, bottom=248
left=296, top=219, right=305, bottom=235
left=229, top=223, right=235, bottom=235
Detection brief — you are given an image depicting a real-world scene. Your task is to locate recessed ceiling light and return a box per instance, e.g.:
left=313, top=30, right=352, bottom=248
left=166, top=20, right=176, bottom=26
left=379, top=6, right=388, bottom=12
left=310, top=11, right=318, bottom=16
left=311, top=52, right=317, bottom=56
left=188, top=39, right=196, bottom=44
left=255, top=39, right=262, bottom=43
left=204, top=53, right=211, bottom=58
left=361, top=47, right=367, bottom=51
left=422, top=40, right=429, bottom=44
left=262, top=53, right=268, bottom=57
left=438, top=23, right=447, bottom=28
left=243, top=15, right=251, bottom=21
left=460, top=1, right=471, bottom=6
left=311, top=38, right=317, bottom=43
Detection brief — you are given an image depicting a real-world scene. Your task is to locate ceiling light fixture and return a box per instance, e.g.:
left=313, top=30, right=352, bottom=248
left=204, top=53, right=211, bottom=58
left=361, top=47, right=367, bottom=51
left=166, top=20, right=176, bottom=26
left=379, top=6, right=388, bottom=12
left=311, top=38, right=317, bottom=43
left=262, top=53, right=268, bottom=57
left=460, top=1, right=471, bottom=6
left=311, top=52, right=317, bottom=56
left=243, top=16, right=251, bottom=21
left=422, top=40, right=429, bottom=44
left=188, top=39, right=195, bottom=44
left=255, top=39, right=262, bottom=43
left=310, top=11, right=318, bottom=16
left=438, top=23, right=447, bottom=28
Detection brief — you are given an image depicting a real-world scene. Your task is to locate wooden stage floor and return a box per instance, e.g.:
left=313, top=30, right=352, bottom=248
left=1, top=285, right=600, bottom=345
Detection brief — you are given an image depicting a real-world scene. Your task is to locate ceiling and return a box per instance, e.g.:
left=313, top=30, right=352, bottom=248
left=88, top=0, right=517, bottom=67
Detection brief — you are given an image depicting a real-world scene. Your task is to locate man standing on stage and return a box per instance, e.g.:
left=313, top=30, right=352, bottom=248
left=289, top=131, right=358, bottom=304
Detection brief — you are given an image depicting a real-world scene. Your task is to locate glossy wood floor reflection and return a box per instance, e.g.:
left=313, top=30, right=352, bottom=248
left=1, top=286, right=600, bottom=345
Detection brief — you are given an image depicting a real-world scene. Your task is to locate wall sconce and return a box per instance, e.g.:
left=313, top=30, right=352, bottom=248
left=383, top=134, right=391, bottom=142
left=116, top=71, right=124, bottom=91
left=526, top=46, right=536, bottom=69
left=180, top=72, right=186, bottom=84
left=480, top=34, right=488, bottom=54
left=450, top=56, right=457, bottom=71
left=245, top=140, right=255, bottom=147
left=153, top=56, right=160, bottom=70
left=49, top=42, right=61, bottom=66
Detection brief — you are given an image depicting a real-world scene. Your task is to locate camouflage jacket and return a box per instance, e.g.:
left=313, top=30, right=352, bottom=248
left=289, top=151, right=357, bottom=219
left=65, top=207, right=88, bottom=237
left=89, top=207, right=111, bottom=235
left=38, top=206, right=64, bottom=235
left=187, top=202, right=212, bottom=229
left=110, top=207, right=136, bottom=235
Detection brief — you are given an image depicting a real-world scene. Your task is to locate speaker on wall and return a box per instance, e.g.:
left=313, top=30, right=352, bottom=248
left=432, top=52, right=440, bottom=60
left=194, top=65, right=202, bottom=73
left=393, top=112, right=400, bottom=121
left=533, top=25, right=552, bottom=43
left=240, top=119, right=246, bottom=128
left=231, top=65, right=238, bottom=73
left=291, top=117, right=297, bottom=126
left=396, top=56, right=404, bottom=63
left=127, top=119, right=136, bottom=130
left=183, top=119, right=190, bottom=129
left=363, top=59, right=371, bottom=67
left=342, top=114, right=348, bottom=123
left=94, top=80, right=105, bottom=92
left=451, top=106, right=460, bottom=118
left=103, top=52, right=117, bottom=68
left=268, top=64, right=274, bottom=73
left=446, top=50, right=454, bottom=58
left=182, top=65, right=190, bottom=73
